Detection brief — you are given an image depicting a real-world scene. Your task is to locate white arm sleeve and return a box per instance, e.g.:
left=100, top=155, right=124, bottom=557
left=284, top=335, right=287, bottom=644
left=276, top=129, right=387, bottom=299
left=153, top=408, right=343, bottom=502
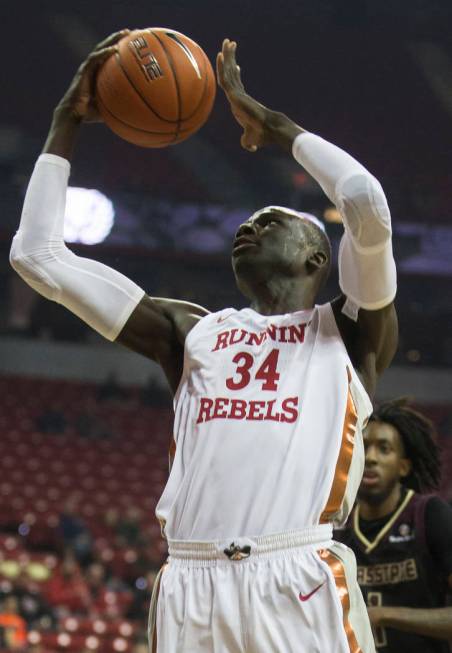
left=10, top=154, right=145, bottom=341
left=292, top=132, right=396, bottom=319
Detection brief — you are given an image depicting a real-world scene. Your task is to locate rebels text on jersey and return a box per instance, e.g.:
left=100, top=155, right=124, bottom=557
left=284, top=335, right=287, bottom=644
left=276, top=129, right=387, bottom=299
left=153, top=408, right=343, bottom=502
left=196, top=320, right=307, bottom=424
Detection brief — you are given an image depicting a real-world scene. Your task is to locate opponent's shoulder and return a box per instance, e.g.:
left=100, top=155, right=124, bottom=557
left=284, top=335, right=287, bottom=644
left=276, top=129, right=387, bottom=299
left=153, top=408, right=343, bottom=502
left=424, top=494, right=452, bottom=525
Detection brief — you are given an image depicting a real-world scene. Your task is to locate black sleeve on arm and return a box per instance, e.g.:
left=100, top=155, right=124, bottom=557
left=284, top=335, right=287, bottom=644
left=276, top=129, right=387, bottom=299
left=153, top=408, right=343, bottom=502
left=425, top=496, right=452, bottom=577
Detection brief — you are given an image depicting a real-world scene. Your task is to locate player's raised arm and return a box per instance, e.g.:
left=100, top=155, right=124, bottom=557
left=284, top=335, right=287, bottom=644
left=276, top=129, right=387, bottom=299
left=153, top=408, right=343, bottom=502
left=10, top=32, right=208, bottom=390
left=217, top=39, right=398, bottom=392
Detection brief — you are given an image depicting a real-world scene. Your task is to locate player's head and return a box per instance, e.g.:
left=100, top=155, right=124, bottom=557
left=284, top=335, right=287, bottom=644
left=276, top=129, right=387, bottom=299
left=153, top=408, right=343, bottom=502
left=231, top=206, right=331, bottom=301
left=359, top=398, right=441, bottom=504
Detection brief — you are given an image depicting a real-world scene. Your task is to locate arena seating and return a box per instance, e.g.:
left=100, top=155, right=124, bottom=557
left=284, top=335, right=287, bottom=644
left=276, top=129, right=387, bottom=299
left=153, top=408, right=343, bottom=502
left=0, top=374, right=172, bottom=651
left=0, top=374, right=451, bottom=651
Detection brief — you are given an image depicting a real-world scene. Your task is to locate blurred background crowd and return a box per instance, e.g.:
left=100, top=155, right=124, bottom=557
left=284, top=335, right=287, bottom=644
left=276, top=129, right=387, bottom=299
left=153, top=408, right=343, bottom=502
left=0, top=374, right=171, bottom=651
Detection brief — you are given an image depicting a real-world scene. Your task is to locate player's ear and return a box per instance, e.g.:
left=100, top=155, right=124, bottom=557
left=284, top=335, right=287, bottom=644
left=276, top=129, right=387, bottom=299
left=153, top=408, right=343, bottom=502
left=399, top=457, right=412, bottom=479
left=307, top=250, right=328, bottom=272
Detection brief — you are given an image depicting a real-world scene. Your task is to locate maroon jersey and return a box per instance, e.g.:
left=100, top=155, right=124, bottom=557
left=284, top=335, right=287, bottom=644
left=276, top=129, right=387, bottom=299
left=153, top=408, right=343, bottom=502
left=336, top=490, right=452, bottom=653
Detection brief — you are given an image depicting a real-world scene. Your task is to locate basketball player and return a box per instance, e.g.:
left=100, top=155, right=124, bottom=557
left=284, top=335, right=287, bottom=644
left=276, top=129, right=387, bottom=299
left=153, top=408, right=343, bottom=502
left=10, top=32, right=398, bottom=652
left=336, top=399, right=452, bottom=652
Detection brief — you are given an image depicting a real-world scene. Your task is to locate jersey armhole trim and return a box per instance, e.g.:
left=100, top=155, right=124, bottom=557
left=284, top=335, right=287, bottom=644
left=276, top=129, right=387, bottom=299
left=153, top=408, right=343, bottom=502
left=172, top=309, right=236, bottom=407
left=323, top=302, right=373, bottom=417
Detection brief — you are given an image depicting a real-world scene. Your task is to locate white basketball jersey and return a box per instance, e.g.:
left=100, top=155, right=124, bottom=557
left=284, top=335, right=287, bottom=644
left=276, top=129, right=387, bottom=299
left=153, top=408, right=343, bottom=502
left=156, top=303, right=372, bottom=541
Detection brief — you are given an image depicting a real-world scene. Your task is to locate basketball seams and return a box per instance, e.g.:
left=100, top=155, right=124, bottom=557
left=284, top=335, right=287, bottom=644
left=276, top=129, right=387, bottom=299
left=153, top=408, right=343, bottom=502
left=97, top=97, right=202, bottom=145
left=97, top=93, right=176, bottom=144
left=151, top=31, right=182, bottom=143
left=177, top=46, right=210, bottom=122
left=153, top=31, right=214, bottom=127
left=96, top=28, right=215, bottom=147
left=114, top=50, right=180, bottom=125
left=178, top=46, right=209, bottom=123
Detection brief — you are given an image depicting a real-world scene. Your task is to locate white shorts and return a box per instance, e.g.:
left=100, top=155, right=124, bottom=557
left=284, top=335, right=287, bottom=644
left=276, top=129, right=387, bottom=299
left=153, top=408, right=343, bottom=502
left=149, top=525, right=375, bottom=653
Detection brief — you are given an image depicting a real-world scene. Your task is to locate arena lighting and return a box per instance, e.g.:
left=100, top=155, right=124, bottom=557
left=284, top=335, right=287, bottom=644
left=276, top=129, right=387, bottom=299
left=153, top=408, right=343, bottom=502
left=93, top=620, right=107, bottom=634
left=135, top=576, right=147, bottom=590
left=57, top=632, right=71, bottom=647
left=28, top=631, right=41, bottom=644
left=65, top=617, right=78, bottom=632
left=64, top=187, right=115, bottom=245
left=85, top=635, right=100, bottom=649
left=323, top=206, right=342, bottom=224
left=18, top=523, right=30, bottom=536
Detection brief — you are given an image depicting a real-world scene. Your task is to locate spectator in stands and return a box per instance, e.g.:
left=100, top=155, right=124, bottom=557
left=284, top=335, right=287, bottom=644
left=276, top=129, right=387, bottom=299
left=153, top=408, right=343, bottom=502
left=336, top=398, right=452, bottom=652
left=84, top=561, right=131, bottom=618
left=75, top=410, right=113, bottom=440
left=131, top=639, right=150, bottom=653
left=115, top=506, right=143, bottom=548
left=127, top=569, right=158, bottom=622
left=84, top=561, right=107, bottom=604
left=74, top=393, right=116, bottom=440
left=10, top=569, right=55, bottom=630
left=35, top=407, right=67, bottom=435
left=104, top=507, right=120, bottom=532
left=140, top=375, right=171, bottom=408
left=44, top=551, right=90, bottom=616
left=97, top=371, right=128, bottom=403
left=58, top=496, right=93, bottom=566
left=0, top=595, right=27, bottom=650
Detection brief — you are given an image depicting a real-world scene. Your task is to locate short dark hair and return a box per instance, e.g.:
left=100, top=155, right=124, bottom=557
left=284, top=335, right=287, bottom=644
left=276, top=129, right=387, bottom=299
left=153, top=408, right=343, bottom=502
left=370, top=397, right=441, bottom=493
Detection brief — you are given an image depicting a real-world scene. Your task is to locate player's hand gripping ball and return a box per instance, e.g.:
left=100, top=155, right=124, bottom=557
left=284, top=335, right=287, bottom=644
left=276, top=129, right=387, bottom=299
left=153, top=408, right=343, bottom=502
left=96, top=28, right=216, bottom=147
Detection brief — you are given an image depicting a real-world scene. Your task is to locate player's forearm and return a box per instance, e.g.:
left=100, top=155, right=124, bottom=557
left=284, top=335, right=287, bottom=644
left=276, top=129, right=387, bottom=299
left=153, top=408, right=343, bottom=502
left=291, top=130, right=371, bottom=204
left=42, top=107, right=81, bottom=161
left=379, top=606, right=452, bottom=640
left=263, top=110, right=304, bottom=153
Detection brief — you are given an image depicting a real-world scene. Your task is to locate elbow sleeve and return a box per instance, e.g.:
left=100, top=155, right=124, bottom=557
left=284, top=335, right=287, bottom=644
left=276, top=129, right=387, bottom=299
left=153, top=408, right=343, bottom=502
left=291, top=131, right=396, bottom=316
left=335, top=172, right=392, bottom=251
left=336, top=173, right=396, bottom=314
left=10, top=154, right=145, bottom=341
left=10, top=234, right=61, bottom=301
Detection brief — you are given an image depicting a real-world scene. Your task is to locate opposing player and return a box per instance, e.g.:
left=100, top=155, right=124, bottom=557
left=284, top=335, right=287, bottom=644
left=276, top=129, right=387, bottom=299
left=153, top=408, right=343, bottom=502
left=11, top=32, right=398, bottom=652
left=336, top=399, right=452, bottom=652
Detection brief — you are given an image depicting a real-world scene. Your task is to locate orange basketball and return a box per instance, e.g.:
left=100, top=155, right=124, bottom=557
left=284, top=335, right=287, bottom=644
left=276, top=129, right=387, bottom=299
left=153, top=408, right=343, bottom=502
left=96, top=28, right=216, bottom=147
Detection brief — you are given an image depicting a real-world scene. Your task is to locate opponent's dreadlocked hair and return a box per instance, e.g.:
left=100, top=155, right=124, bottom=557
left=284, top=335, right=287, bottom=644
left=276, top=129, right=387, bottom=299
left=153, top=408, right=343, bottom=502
left=370, top=397, right=441, bottom=493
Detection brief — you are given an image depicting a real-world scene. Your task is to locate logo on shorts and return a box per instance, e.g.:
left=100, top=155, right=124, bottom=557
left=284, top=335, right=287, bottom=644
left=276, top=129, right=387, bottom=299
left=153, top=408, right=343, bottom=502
left=223, top=542, right=251, bottom=561
left=298, top=581, right=325, bottom=602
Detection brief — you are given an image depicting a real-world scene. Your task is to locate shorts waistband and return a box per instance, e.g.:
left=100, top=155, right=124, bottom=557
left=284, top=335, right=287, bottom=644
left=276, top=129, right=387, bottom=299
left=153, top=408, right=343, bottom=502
left=167, top=524, right=333, bottom=563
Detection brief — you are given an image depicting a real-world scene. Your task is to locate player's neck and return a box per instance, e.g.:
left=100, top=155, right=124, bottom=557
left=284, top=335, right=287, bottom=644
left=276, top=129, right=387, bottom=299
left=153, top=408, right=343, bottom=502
left=358, top=483, right=403, bottom=521
left=248, top=278, right=317, bottom=315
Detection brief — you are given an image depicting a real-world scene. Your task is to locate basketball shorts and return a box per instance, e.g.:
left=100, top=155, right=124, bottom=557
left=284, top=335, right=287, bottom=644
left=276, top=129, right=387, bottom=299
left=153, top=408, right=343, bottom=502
left=149, top=525, right=375, bottom=653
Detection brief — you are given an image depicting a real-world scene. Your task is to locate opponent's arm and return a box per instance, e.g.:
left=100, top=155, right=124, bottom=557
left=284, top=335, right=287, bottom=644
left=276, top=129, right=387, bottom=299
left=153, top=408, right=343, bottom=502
left=217, top=39, right=397, bottom=395
left=368, top=606, right=452, bottom=641
left=10, top=32, right=208, bottom=388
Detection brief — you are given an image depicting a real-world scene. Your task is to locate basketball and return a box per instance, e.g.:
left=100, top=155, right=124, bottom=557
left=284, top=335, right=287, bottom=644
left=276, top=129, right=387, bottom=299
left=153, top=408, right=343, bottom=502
left=96, top=28, right=216, bottom=147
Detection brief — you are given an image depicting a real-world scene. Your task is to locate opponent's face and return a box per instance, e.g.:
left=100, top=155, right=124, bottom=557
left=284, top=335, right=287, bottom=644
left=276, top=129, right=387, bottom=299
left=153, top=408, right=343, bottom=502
left=231, top=209, right=315, bottom=294
left=359, top=421, right=411, bottom=504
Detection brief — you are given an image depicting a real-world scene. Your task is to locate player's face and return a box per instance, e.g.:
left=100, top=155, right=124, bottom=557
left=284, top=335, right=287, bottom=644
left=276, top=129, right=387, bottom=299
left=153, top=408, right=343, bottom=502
left=231, top=209, right=313, bottom=294
left=359, top=421, right=410, bottom=504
